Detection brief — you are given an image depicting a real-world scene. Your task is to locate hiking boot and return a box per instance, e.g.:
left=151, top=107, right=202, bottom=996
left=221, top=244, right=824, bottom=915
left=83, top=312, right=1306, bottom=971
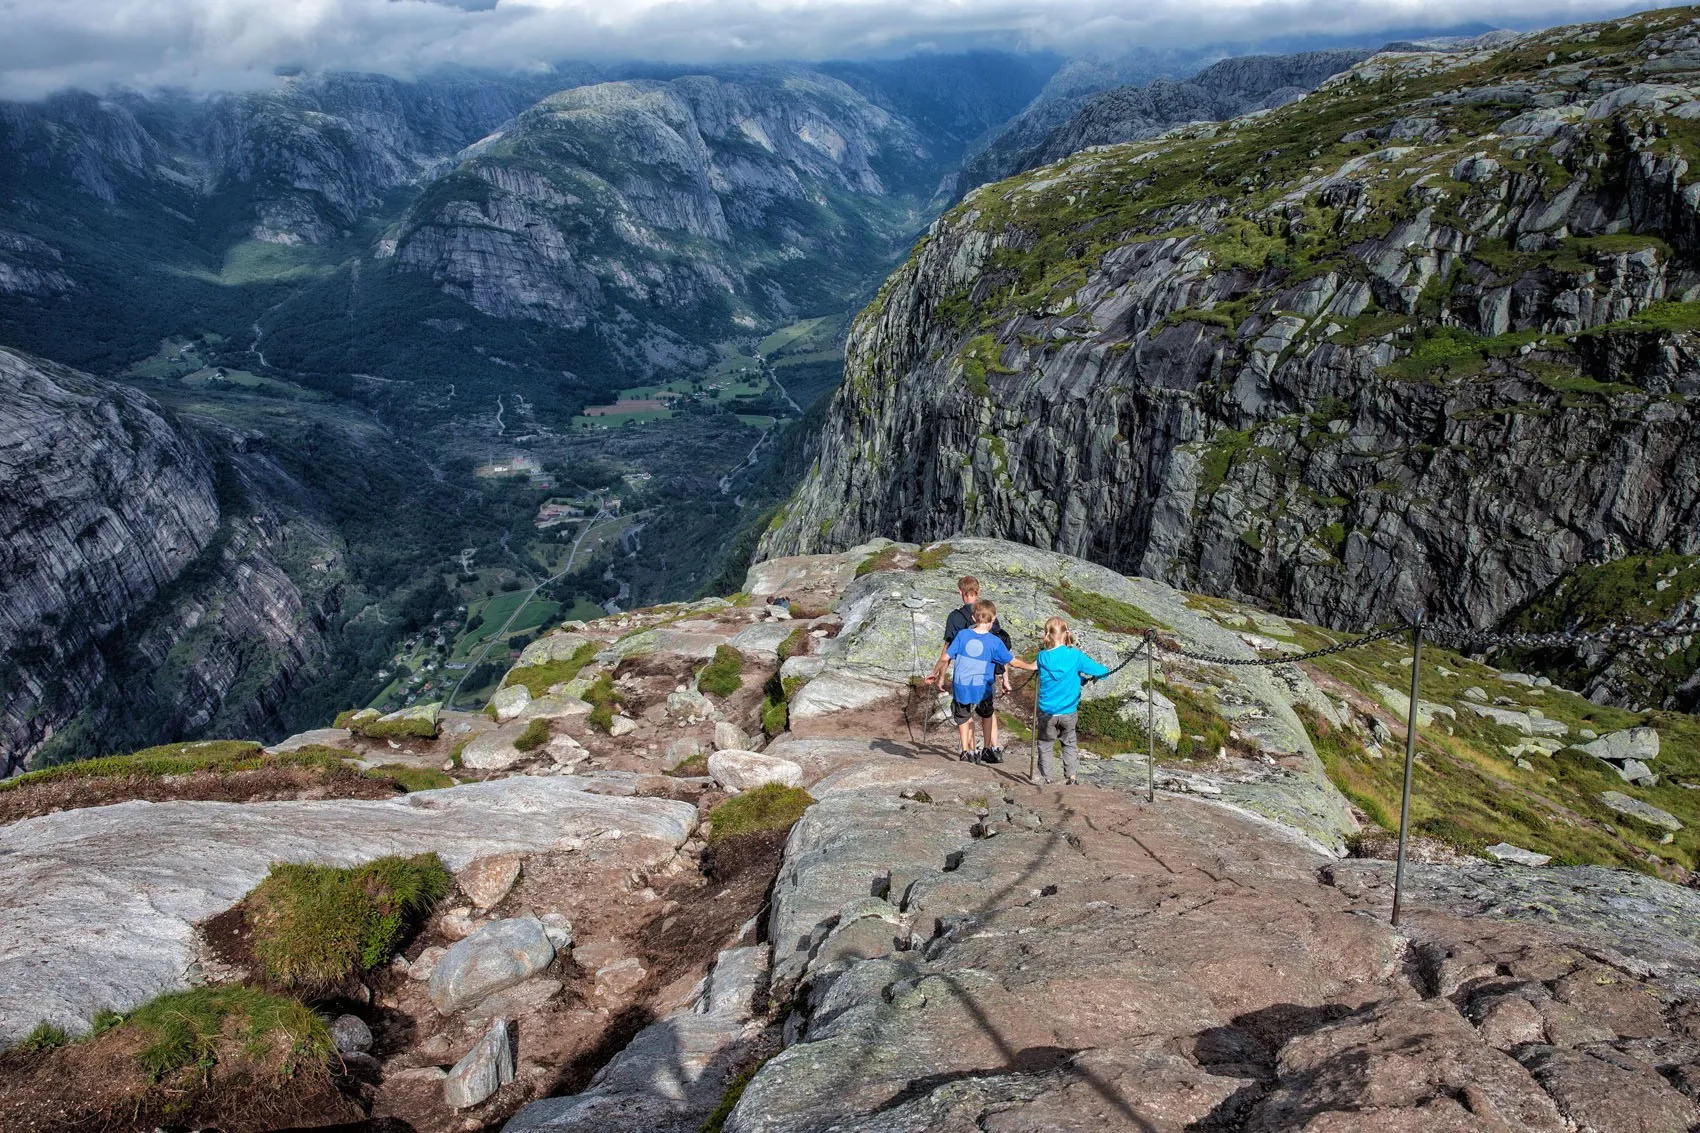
left=958, top=749, right=977, bottom=762
left=981, top=747, right=1003, bottom=765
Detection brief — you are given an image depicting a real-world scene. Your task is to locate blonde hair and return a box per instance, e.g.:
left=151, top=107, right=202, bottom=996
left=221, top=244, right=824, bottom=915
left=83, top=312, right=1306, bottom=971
left=971, top=598, right=997, bottom=624
left=1041, top=616, right=1074, bottom=649
left=957, top=575, right=980, bottom=599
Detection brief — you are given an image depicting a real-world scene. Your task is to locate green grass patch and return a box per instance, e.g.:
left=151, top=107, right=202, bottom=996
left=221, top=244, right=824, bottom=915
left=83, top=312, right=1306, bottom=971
left=0, top=741, right=342, bottom=793
left=707, top=783, right=813, bottom=844
left=1299, top=706, right=1397, bottom=830
left=366, top=764, right=456, bottom=792
left=11, top=1022, right=70, bottom=1053
left=855, top=546, right=903, bottom=576
left=245, top=853, right=451, bottom=989
left=914, top=542, right=956, bottom=570
left=586, top=673, right=623, bottom=733
left=698, top=645, right=746, bottom=698
left=113, top=986, right=333, bottom=1082
left=776, top=625, right=811, bottom=662
left=1198, top=427, right=1256, bottom=496
left=504, top=641, right=599, bottom=698
left=1584, top=298, right=1700, bottom=336
left=1051, top=581, right=1165, bottom=635
left=513, top=717, right=551, bottom=753
left=351, top=714, right=439, bottom=740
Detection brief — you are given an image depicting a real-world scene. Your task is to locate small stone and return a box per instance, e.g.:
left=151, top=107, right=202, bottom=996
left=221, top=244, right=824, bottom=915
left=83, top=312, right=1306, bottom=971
left=441, top=910, right=478, bottom=940
left=594, top=956, right=647, bottom=999
left=608, top=715, right=638, bottom=738
left=409, top=945, right=447, bottom=981
left=713, top=720, right=748, bottom=751
left=443, top=1017, right=513, bottom=1109
left=1463, top=686, right=1489, bottom=702
left=664, top=738, right=703, bottom=770
left=1579, top=728, right=1598, bottom=740
left=539, top=912, right=574, bottom=951
left=707, top=750, right=804, bottom=792
left=457, top=854, right=522, bottom=910
left=330, top=1014, right=373, bottom=1054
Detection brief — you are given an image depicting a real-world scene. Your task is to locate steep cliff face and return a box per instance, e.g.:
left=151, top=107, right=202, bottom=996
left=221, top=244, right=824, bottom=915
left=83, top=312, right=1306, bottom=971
left=763, top=9, right=1700, bottom=706
left=389, top=70, right=934, bottom=367
left=0, top=348, right=338, bottom=771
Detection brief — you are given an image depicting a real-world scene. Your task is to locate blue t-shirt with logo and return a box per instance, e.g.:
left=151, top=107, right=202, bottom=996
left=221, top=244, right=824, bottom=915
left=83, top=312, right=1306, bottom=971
left=1036, top=645, right=1110, bottom=716
left=946, top=627, right=1014, bottom=704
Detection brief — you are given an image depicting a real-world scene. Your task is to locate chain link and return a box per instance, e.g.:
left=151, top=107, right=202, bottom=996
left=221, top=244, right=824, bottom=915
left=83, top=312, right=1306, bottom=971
left=1423, top=619, right=1700, bottom=651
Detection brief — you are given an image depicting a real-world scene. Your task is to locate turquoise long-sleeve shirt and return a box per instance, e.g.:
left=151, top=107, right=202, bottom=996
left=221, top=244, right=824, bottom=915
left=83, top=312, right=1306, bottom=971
left=1036, top=645, right=1110, bottom=715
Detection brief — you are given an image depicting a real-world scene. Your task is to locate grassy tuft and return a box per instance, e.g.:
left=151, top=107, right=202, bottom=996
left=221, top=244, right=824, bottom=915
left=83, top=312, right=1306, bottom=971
left=855, top=546, right=903, bottom=577
left=698, top=645, right=746, bottom=698
left=586, top=674, right=623, bottom=733
left=513, top=717, right=551, bottom=753
left=115, top=986, right=333, bottom=1082
left=776, top=625, right=811, bottom=662
left=245, top=854, right=451, bottom=989
left=504, top=641, right=599, bottom=698
left=700, top=1057, right=772, bottom=1133
left=1051, top=581, right=1164, bottom=635
left=913, top=542, right=956, bottom=571
left=11, top=1022, right=70, bottom=1054
left=707, top=783, right=813, bottom=844
left=366, top=764, right=456, bottom=792
left=351, top=715, right=439, bottom=740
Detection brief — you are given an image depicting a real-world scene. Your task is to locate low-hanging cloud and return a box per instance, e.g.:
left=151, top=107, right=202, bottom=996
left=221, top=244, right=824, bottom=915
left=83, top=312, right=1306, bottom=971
left=0, top=0, right=1665, bottom=99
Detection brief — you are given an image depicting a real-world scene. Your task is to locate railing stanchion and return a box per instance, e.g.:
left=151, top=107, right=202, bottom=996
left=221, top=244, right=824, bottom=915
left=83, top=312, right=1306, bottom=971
left=1146, top=630, right=1156, bottom=804
left=1392, top=620, right=1424, bottom=928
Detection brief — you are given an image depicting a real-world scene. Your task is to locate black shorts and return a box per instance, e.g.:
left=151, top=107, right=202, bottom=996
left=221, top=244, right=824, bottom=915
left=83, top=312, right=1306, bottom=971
left=951, top=687, right=996, bottom=723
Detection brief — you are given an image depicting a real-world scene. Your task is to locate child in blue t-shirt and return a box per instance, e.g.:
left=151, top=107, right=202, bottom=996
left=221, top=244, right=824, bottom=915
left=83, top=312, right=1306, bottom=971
left=940, top=599, right=1036, bottom=763
left=1035, top=616, right=1110, bottom=785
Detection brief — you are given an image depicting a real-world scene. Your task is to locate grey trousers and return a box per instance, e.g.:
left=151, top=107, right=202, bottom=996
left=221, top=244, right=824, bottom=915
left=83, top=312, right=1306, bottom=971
left=1037, top=711, right=1079, bottom=780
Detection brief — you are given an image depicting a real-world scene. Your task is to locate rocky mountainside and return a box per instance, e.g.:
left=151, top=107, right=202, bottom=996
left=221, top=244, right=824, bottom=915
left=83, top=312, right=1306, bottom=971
left=378, top=69, right=936, bottom=377
left=1007, top=49, right=1374, bottom=184
left=0, top=347, right=342, bottom=772
left=2, top=537, right=1696, bottom=1130
left=763, top=7, right=1700, bottom=710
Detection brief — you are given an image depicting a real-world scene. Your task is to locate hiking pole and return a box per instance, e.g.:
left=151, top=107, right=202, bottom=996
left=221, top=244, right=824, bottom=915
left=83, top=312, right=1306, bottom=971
left=1391, top=619, right=1424, bottom=928
left=1145, top=630, right=1156, bottom=803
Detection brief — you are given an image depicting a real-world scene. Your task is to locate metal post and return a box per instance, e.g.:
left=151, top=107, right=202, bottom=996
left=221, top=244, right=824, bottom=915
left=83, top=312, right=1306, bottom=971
left=1146, top=631, right=1156, bottom=803
left=1391, top=621, right=1424, bottom=928
left=1031, top=582, right=1040, bottom=783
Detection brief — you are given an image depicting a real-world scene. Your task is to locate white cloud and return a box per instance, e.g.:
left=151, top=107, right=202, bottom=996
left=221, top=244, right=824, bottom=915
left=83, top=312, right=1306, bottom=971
left=0, top=0, right=1665, bottom=99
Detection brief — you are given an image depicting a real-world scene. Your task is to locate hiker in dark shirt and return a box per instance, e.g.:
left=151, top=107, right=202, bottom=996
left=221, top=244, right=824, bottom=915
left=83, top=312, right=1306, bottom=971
left=924, top=575, right=1014, bottom=763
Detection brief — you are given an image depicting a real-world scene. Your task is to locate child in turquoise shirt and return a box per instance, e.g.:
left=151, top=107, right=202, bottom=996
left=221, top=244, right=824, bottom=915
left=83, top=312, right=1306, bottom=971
left=1035, top=616, right=1109, bottom=784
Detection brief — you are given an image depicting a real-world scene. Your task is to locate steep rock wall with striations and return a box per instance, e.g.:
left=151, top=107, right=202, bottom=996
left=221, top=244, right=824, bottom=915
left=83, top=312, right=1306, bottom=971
left=0, top=348, right=338, bottom=771
left=763, top=10, right=1700, bottom=707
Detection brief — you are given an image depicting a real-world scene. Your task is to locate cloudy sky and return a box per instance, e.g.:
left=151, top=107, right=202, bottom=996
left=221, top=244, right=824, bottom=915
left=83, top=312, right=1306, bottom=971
left=0, top=0, right=1668, bottom=99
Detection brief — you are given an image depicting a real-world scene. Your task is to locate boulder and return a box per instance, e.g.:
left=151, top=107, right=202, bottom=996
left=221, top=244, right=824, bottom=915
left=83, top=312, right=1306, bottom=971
left=379, top=701, right=441, bottom=729
left=1485, top=843, right=1552, bottom=867
left=457, top=853, right=522, bottom=910
left=0, top=780, right=697, bottom=1045
left=460, top=728, right=526, bottom=770
left=547, top=734, right=588, bottom=767
left=727, top=621, right=800, bottom=656
left=444, top=1017, right=514, bottom=1109
left=1465, top=703, right=1569, bottom=737
left=608, top=715, right=638, bottom=738
left=266, top=728, right=354, bottom=754
left=665, top=689, right=717, bottom=721
left=409, top=945, right=447, bottom=982
left=713, top=720, right=748, bottom=752
left=1617, top=759, right=1658, bottom=786
left=1598, top=791, right=1683, bottom=831
left=787, top=670, right=900, bottom=719
left=490, top=684, right=532, bottom=723
left=1582, top=727, right=1660, bottom=764
left=1115, top=690, right=1180, bottom=748
left=527, top=693, right=592, bottom=718
left=430, top=916, right=556, bottom=1016
left=518, top=632, right=593, bottom=667
left=708, top=750, right=804, bottom=792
